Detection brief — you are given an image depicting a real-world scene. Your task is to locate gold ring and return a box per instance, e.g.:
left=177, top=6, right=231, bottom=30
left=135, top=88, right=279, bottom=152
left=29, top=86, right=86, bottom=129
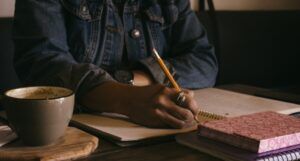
left=176, top=91, right=186, bottom=106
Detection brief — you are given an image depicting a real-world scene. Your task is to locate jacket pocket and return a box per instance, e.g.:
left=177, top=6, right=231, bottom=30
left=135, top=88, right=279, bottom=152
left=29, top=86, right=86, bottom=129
left=144, top=3, right=179, bottom=29
left=144, top=4, right=165, bottom=26
left=60, top=0, right=103, bottom=21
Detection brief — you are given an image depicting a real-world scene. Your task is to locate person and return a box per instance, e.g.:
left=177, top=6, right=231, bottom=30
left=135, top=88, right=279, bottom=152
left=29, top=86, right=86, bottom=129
left=13, top=0, right=218, bottom=129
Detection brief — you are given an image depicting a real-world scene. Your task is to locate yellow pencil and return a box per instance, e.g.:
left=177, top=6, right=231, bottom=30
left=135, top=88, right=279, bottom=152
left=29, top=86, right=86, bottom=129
left=152, top=48, right=181, bottom=93
left=151, top=48, right=200, bottom=123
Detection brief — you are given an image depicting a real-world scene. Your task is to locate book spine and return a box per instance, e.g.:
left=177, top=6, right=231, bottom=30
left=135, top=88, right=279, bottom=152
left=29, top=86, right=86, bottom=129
left=257, top=148, right=300, bottom=161
left=198, top=126, right=260, bottom=152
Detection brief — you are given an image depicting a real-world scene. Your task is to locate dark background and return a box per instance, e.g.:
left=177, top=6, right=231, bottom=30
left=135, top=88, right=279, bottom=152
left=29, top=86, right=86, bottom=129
left=1, top=10, right=300, bottom=95
left=200, top=11, right=300, bottom=88
left=0, top=18, right=20, bottom=94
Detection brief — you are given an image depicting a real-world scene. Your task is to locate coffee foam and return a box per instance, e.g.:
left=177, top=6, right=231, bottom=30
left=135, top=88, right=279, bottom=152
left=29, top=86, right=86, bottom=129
left=6, top=87, right=73, bottom=99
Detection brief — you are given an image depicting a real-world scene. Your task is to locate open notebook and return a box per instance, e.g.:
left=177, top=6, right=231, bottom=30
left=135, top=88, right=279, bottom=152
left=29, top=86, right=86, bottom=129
left=71, top=88, right=300, bottom=144
left=71, top=113, right=195, bottom=145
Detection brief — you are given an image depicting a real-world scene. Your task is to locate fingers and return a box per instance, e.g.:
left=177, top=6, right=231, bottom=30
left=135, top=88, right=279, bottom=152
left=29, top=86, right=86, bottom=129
left=183, top=94, right=200, bottom=116
left=154, top=108, right=191, bottom=129
left=175, top=89, right=199, bottom=116
left=128, top=85, right=199, bottom=129
left=152, top=86, right=200, bottom=128
left=183, top=89, right=194, bottom=97
left=163, top=87, right=200, bottom=116
left=154, top=94, right=194, bottom=121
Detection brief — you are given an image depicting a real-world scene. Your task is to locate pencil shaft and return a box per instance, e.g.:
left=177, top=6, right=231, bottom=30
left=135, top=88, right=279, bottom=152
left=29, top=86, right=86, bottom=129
left=152, top=49, right=181, bottom=92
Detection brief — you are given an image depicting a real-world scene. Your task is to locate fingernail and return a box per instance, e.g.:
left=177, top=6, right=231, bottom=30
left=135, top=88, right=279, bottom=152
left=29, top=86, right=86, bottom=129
left=194, top=115, right=200, bottom=123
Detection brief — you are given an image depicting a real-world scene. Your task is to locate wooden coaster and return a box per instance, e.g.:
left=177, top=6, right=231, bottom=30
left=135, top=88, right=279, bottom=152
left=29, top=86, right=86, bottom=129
left=0, top=127, right=99, bottom=161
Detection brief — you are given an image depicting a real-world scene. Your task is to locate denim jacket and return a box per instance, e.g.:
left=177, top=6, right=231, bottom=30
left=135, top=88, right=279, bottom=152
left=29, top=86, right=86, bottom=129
left=13, top=0, right=218, bottom=99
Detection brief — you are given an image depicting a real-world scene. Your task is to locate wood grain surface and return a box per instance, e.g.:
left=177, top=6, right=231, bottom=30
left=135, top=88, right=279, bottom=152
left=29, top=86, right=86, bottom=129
left=0, top=127, right=98, bottom=161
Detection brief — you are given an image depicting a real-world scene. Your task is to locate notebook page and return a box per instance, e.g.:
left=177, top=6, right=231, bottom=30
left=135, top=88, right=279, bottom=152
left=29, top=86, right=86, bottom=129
left=195, top=88, right=300, bottom=118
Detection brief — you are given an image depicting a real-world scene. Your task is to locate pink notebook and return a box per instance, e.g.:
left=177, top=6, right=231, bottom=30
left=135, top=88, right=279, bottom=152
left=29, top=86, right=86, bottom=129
left=198, top=111, right=300, bottom=153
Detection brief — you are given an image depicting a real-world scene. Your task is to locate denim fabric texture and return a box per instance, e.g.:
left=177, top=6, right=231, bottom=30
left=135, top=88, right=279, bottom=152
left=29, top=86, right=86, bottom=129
left=13, top=0, right=218, bottom=101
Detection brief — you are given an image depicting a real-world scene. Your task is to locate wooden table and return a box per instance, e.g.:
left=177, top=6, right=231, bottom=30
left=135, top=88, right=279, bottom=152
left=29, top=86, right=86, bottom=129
left=3, top=84, right=300, bottom=161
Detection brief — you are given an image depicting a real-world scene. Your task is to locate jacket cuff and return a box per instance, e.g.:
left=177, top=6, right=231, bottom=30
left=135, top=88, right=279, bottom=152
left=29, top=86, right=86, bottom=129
left=73, top=64, right=116, bottom=113
left=138, top=57, right=176, bottom=86
left=76, top=65, right=115, bottom=99
left=42, top=63, right=115, bottom=113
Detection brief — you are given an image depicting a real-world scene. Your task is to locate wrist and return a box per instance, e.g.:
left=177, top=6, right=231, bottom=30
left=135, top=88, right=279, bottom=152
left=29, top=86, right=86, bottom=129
left=133, top=70, right=154, bottom=86
left=113, top=70, right=134, bottom=85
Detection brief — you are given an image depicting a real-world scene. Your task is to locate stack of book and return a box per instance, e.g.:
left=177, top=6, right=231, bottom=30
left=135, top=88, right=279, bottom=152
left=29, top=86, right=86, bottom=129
left=177, top=111, right=300, bottom=161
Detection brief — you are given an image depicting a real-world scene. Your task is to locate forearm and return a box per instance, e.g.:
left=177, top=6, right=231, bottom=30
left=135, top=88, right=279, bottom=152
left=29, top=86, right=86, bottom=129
left=79, top=81, right=134, bottom=115
left=79, top=81, right=199, bottom=129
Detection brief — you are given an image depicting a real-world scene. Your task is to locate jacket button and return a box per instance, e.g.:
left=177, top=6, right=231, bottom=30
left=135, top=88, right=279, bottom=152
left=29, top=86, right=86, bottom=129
left=130, top=29, right=141, bottom=39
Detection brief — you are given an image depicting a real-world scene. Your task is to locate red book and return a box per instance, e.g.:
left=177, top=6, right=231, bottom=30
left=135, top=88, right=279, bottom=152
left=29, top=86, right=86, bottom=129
left=198, top=111, right=300, bottom=153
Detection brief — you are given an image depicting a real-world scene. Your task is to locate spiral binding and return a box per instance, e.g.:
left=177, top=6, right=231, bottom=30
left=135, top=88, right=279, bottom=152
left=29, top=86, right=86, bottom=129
left=196, top=110, right=225, bottom=122
left=257, top=148, right=300, bottom=161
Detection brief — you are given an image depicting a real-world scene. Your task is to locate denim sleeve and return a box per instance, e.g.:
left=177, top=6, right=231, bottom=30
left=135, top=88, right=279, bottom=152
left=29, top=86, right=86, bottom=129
left=13, top=0, right=115, bottom=101
left=140, top=0, right=218, bottom=89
